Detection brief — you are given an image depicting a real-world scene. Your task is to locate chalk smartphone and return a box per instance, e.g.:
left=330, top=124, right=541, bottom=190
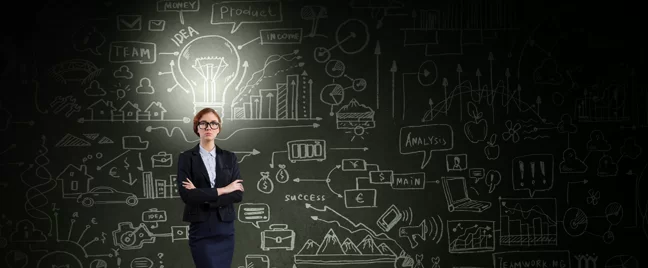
left=376, top=205, right=402, bottom=232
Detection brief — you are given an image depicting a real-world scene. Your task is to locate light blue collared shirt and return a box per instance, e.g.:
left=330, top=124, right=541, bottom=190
left=199, top=145, right=217, bottom=188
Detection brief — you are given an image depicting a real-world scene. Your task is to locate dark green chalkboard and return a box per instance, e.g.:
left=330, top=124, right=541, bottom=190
left=0, top=0, right=646, bottom=268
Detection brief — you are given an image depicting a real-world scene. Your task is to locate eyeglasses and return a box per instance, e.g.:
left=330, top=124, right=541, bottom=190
left=198, top=121, right=220, bottom=130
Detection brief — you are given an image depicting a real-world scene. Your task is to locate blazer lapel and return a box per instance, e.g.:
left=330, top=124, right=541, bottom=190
left=191, top=144, right=211, bottom=187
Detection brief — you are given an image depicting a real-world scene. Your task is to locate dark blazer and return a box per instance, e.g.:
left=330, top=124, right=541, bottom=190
left=176, top=144, right=243, bottom=223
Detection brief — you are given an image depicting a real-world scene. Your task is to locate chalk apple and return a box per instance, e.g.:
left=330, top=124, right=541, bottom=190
left=484, top=134, right=500, bottom=160
left=464, top=102, right=488, bottom=143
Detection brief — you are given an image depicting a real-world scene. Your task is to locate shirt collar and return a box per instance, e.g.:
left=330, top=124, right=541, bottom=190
left=199, top=145, right=216, bottom=156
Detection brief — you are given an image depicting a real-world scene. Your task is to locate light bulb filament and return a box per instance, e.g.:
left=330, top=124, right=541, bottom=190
left=192, top=57, right=229, bottom=102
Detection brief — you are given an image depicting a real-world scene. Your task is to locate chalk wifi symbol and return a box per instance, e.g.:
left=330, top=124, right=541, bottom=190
left=428, top=215, right=443, bottom=244
left=401, top=207, right=413, bottom=225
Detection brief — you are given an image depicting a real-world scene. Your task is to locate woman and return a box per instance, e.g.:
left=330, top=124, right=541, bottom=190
left=176, top=108, right=244, bottom=268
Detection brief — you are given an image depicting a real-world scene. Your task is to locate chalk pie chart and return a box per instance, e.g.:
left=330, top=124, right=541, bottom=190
left=320, top=83, right=344, bottom=115
left=562, top=207, right=588, bottom=236
left=321, top=84, right=344, bottom=106
left=605, top=255, right=638, bottom=268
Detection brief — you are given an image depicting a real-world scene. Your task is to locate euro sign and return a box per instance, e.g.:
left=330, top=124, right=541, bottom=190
left=355, top=193, right=364, bottom=203
left=109, top=167, right=119, bottom=178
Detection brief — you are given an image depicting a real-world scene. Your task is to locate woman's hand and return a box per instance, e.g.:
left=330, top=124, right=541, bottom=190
left=182, top=178, right=196, bottom=190
left=223, top=179, right=244, bottom=194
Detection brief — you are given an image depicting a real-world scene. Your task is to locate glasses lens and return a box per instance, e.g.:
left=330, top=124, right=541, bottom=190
left=199, top=121, right=219, bottom=129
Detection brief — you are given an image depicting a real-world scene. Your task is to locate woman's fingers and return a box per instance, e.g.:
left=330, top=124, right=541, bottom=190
left=182, top=179, right=195, bottom=189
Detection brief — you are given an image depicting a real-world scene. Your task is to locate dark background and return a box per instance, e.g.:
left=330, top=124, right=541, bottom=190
left=1, top=0, right=646, bottom=267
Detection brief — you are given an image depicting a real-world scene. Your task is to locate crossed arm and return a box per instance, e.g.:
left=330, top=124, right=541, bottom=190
left=176, top=152, right=244, bottom=208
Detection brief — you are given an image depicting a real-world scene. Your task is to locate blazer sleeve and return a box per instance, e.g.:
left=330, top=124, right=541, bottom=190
left=176, top=151, right=220, bottom=206
left=208, top=152, right=244, bottom=208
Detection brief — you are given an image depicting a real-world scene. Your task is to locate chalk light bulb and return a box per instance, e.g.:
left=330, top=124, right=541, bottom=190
left=177, top=35, right=240, bottom=117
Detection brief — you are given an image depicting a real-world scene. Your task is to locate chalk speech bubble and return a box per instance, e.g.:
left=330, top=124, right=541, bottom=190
left=399, top=124, right=453, bottom=169
left=493, top=250, right=570, bottom=268
left=238, top=203, right=270, bottom=228
left=511, top=154, right=554, bottom=197
left=211, top=1, right=283, bottom=34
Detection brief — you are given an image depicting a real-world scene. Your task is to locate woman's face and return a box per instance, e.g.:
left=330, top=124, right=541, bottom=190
left=197, top=112, right=220, bottom=142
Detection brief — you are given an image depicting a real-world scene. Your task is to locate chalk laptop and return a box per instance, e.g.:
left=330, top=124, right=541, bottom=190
left=441, top=177, right=491, bottom=212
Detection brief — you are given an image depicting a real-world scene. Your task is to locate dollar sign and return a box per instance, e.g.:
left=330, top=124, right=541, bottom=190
left=258, top=172, right=273, bottom=194
left=379, top=173, right=385, bottom=181
left=276, top=168, right=289, bottom=183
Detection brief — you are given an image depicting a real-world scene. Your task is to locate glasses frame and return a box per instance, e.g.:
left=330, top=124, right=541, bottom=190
left=197, top=121, right=220, bottom=130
